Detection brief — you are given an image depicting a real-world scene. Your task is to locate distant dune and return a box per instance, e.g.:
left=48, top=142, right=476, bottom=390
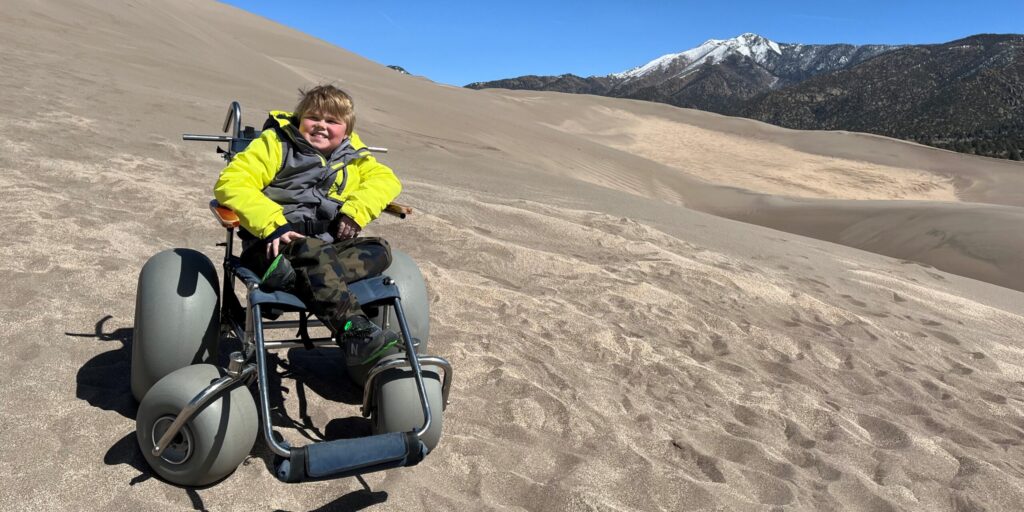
left=2, top=1, right=1023, bottom=511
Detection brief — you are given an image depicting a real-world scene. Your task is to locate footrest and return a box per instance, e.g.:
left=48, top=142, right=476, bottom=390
left=275, top=432, right=426, bottom=483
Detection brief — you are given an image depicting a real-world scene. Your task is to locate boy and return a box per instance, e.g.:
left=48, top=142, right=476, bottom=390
left=214, top=84, right=400, bottom=369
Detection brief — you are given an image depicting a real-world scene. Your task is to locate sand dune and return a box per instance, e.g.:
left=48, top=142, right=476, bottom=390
left=2, top=1, right=1023, bottom=511
left=547, top=106, right=959, bottom=202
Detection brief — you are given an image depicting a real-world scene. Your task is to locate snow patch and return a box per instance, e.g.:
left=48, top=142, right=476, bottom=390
left=612, top=33, right=784, bottom=80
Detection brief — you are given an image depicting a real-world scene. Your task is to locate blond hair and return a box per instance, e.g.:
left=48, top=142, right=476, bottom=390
left=294, top=84, right=355, bottom=135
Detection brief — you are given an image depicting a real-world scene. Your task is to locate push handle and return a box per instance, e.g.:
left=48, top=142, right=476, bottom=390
left=223, top=101, right=242, bottom=135
left=275, top=431, right=426, bottom=482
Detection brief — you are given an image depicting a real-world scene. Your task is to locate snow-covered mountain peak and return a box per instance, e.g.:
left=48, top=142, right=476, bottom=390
left=612, top=33, right=784, bottom=80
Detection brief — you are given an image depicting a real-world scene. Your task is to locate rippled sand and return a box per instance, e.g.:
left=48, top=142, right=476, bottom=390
left=2, top=1, right=1023, bottom=511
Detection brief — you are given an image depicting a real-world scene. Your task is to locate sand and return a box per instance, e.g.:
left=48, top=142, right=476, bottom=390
left=1, top=1, right=1023, bottom=511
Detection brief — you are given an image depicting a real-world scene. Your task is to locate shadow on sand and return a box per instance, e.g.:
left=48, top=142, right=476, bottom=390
left=70, top=314, right=136, bottom=419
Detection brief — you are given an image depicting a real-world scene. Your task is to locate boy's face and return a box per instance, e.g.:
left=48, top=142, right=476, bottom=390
left=299, top=111, right=348, bottom=155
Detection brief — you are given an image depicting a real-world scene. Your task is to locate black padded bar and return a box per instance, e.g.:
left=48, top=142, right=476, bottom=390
left=275, top=432, right=425, bottom=483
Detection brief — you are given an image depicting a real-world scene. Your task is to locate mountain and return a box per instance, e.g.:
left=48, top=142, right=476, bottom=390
left=467, top=33, right=1024, bottom=160
left=740, top=34, right=1024, bottom=160
left=466, top=33, right=896, bottom=109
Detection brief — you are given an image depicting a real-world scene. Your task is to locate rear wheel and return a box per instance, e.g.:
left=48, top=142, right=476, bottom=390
left=368, top=248, right=429, bottom=353
left=131, top=249, right=220, bottom=402
left=136, top=364, right=257, bottom=487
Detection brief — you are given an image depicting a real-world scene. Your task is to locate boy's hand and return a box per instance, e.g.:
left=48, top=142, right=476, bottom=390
left=267, top=231, right=305, bottom=258
left=334, top=215, right=361, bottom=240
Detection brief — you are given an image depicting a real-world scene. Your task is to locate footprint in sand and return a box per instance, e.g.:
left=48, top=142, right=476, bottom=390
left=797, top=276, right=831, bottom=289
left=924, top=329, right=961, bottom=346
left=979, top=390, right=1007, bottom=404
left=730, top=404, right=766, bottom=428
left=856, top=414, right=912, bottom=450
left=784, top=420, right=817, bottom=449
left=739, top=468, right=795, bottom=506
left=710, top=334, right=730, bottom=356
left=920, top=379, right=953, bottom=400
left=670, top=440, right=726, bottom=483
left=948, top=361, right=974, bottom=375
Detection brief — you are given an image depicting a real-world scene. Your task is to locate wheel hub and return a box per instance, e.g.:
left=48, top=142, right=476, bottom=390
left=152, top=415, right=194, bottom=465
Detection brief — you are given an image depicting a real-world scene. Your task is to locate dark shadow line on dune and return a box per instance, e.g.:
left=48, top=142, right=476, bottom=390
left=71, top=314, right=137, bottom=419
left=186, top=489, right=209, bottom=511
left=104, top=431, right=151, bottom=484
left=272, top=486, right=388, bottom=512
left=312, top=488, right=389, bottom=511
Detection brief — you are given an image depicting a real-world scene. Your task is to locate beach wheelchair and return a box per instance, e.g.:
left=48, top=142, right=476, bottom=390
left=130, top=102, right=451, bottom=486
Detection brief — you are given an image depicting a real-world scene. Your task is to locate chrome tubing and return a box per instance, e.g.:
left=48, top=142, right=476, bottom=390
left=151, top=365, right=255, bottom=457
left=242, top=283, right=257, bottom=353
left=219, top=227, right=237, bottom=332
left=251, top=301, right=292, bottom=458
left=223, top=101, right=242, bottom=136
left=362, top=356, right=452, bottom=417
left=419, top=356, right=453, bottom=408
left=181, top=134, right=232, bottom=142
left=391, top=297, right=432, bottom=438
left=264, top=339, right=334, bottom=350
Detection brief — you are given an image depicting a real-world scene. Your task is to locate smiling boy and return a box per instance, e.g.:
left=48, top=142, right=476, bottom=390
left=214, top=84, right=401, bottom=369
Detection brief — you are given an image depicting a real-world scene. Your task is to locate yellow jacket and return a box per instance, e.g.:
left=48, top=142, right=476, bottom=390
left=214, top=111, right=401, bottom=240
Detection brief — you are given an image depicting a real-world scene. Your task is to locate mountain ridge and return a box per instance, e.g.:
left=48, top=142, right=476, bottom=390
left=467, top=33, right=1024, bottom=160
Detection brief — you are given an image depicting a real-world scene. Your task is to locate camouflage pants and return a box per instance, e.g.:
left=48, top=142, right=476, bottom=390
left=242, top=237, right=392, bottom=333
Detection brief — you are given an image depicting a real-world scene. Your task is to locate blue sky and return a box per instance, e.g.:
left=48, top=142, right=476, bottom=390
left=222, top=0, right=1023, bottom=86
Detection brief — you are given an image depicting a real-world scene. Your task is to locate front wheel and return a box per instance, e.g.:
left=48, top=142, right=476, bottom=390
left=371, top=359, right=445, bottom=452
left=136, top=364, right=257, bottom=487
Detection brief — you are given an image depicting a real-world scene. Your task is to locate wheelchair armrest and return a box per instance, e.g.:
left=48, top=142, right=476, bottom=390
left=384, top=202, right=413, bottom=218
left=210, top=199, right=240, bottom=229
left=212, top=199, right=409, bottom=226
left=231, top=263, right=262, bottom=287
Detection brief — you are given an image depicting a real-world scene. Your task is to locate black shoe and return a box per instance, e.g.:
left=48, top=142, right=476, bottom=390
left=259, top=254, right=296, bottom=291
left=341, top=316, right=400, bottom=367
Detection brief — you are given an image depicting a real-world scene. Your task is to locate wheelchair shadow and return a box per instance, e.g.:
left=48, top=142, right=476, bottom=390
left=70, top=314, right=137, bottom=419
left=105, top=431, right=232, bottom=511
left=70, top=316, right=164, bottom=489
left=104, top=432, right=153, bottom=485
left=250, top=347, right=383, bottom=485
left=274, top=488, right=388, bottom=511
left=280, top=347, right=363, bottom=403
left=262, top=347, right=374, bottom=442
